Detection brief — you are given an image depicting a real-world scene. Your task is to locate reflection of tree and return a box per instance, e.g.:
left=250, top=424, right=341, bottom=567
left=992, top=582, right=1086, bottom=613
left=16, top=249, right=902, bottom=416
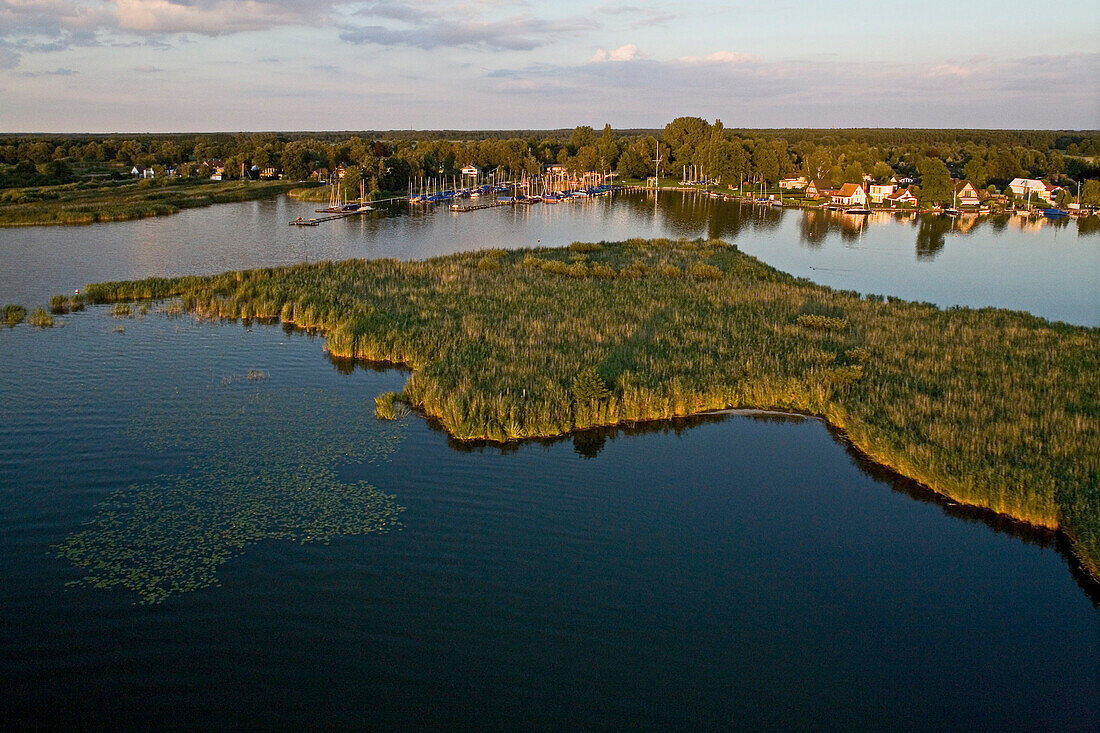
left=1077, top=215, right=1100, bottom=236
left=798, top=209, right=830, bottom=247
left=915, top=215, right=953, bottom=259
left=573, top=430, right=607, bottom=458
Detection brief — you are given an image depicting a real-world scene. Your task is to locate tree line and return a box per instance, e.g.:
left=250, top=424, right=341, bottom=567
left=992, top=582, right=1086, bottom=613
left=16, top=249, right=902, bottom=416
left=2, top=121, right=1098, bottom=203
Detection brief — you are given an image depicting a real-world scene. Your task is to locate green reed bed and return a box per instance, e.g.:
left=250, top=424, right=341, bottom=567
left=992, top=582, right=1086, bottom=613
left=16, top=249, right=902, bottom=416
left=83, top=238, right=1100, bottom=580
left=0, top=179, right=305, bottom=226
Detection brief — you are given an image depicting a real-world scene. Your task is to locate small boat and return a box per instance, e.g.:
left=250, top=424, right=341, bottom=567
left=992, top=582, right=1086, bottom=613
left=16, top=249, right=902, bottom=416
left=942, top=208, right=959, bottom=217
left=845, top=207, right=871, bottom=215
left=1042, top=208, right=1067, bottom=218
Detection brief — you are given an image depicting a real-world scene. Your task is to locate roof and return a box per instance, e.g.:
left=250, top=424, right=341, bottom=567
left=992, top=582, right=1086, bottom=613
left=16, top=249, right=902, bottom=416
left=887, top=187, right=916, bottom=200
left=836, top=183, right=864, bottom=197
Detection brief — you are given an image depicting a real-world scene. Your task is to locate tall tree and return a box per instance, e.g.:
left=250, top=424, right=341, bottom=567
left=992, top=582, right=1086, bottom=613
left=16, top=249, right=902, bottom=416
left=917, top=157, right=953, bottom=205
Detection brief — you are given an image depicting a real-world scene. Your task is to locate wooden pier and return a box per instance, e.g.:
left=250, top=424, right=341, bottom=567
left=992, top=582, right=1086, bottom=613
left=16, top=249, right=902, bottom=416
left=450, top=201, right=510, bottom=213
left=289, top=209, right=371, bottom=226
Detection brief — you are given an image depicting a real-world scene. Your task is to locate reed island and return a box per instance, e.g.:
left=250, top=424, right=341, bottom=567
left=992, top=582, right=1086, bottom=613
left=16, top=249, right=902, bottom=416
left=82, top=238, right=1100, bottom=582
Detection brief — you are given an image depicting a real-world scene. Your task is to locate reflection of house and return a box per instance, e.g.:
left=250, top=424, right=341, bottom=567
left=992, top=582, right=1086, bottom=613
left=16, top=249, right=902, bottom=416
left=868, top=183, right=895, bottom=203
left=805, top=179, right=833, bottom=200
left=779, top=176, right=807, bottom=190
left=833, top=183, right=867, bottom=206
left=887, top=187, right=918, bottom=206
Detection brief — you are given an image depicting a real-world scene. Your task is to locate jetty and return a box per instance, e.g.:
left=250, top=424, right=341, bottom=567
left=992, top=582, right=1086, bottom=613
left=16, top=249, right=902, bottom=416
left=289, top=208, right=371, bottom=226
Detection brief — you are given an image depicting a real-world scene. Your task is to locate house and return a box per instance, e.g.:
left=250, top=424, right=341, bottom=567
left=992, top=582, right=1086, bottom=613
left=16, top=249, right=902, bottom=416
left=868, top=183, right=896, bottom=204
left=131, top=166, right=154, bottom=179
left=779, top=176, right=807, bottom=190
left=204, top=160, right=225, bottom=180
left=1009, top=177, right=1056, bottom=203
left=886, top=187, right=918, bottom=207
left=833, top=183, right=867, bottom=207
left=260, top=167, right=278, bottom=179
left=460, top=165, right=481, bottom=178
left=804, top=179, right=834, bottom=200
left=953, top=180, right=980, bottom=207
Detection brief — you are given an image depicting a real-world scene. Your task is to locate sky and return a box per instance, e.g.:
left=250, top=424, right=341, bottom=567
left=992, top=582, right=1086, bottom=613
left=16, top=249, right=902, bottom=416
left=1, top=0, right=1097, bottom=132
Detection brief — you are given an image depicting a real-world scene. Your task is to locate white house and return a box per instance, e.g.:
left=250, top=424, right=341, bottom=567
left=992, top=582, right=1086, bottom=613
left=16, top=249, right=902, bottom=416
left=868, top=183, right=896, bottom=204
left=779, top=176, right=807, bottom=190
left=460, top=165, right=481, bottom=178
left=886, top=187, right=918, bottom=207
left=1009, top=177, right=1056, bottom=203
left=833, top=183, right=867, bottom=206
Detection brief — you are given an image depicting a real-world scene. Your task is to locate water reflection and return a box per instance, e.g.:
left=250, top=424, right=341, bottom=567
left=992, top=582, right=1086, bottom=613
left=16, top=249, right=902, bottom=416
left=0, top=190, right=1096, bottom=325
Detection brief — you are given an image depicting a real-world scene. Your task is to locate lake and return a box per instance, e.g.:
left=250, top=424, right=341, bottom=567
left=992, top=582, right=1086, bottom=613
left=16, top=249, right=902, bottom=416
left=1, top=193, right=1097, bottom=728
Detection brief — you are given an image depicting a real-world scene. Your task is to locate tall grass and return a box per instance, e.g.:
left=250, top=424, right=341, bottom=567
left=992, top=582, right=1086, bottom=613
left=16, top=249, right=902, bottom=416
left=0, top=179, right=304, bottom=226
left=83, top=238, right=1100, bottom=581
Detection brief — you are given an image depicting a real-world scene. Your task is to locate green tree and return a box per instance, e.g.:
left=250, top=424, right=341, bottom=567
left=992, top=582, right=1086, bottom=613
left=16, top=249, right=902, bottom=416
left=917, top=157, right=953, bottom=205
left=1080, top=179, right=1100, bottom=206
left=963, top=158, right=988, bottom=188
left=617, top=147, right=648, bottom=179
left=571, top=367, right=612, bottom=405
left=597, top=124, right=619, bottom=170
left=663, top=117, right=711, bottom=168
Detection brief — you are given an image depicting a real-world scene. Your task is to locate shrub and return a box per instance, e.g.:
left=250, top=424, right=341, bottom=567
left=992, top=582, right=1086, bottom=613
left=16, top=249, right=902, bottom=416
left=2, top=304, right=26, bottom=326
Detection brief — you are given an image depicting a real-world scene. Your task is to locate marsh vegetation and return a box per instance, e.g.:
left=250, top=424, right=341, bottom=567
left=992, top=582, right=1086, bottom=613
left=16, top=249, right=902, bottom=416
left=0, top=178, right=304, bottom=226
left=83, top=239, right=1100, bottom=580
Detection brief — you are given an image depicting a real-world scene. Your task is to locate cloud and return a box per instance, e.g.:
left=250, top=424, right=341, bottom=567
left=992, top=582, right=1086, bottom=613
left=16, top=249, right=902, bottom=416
left=678, top=51, right=761, bottom=65
left=340, top=4, right=596, bottom=51
left=590, top=44, right=638, bottom=63
left=112, top=0, right=332, bottom=35
left=483, top=51, right=1100, bottom=128
left=18, top=65, right=78, bottom=76
left=132, top=63, right=162, bottom=72
left=596, top=2, right=677, bottom=30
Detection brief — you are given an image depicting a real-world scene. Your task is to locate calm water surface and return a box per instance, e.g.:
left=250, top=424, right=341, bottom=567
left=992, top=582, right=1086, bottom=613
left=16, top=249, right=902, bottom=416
left=1, top=196, right=1097, bottom=728
left=0, top=192, right=1096, bottom=324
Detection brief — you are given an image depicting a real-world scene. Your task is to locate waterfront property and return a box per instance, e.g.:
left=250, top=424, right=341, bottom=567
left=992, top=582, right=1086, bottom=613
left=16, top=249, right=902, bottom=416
left=833, top=183, right=868, bottom=207
left=868, top=183, right=896, bottom=204
left=1009, top=177, right=1061, bottom=203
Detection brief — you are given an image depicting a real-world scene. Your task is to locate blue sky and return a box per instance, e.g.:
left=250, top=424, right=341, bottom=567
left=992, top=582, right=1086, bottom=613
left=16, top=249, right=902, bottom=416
left=1, top=0, right=1097, bottom=132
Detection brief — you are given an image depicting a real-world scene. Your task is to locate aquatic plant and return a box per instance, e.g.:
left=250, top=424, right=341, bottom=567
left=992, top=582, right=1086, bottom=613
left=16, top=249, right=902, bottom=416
left=81, top=239, right=1100, bottom=581
left=2, top=304, right=26, bottom=326
left=27, top=307, right=53, bottom=327
left=56, top=386, right=405, bottom=603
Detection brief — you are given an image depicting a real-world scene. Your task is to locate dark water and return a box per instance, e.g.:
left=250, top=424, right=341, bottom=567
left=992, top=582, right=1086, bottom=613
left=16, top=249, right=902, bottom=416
left=1, top=197, right=1098, bottom=728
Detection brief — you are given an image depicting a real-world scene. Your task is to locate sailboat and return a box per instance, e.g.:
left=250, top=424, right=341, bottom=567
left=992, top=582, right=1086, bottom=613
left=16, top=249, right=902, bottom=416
left=943, top=182, right=959, bottom=217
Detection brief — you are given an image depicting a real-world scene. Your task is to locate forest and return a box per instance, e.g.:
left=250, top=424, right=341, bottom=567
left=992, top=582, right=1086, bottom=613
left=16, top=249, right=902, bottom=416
left=3, top=122, right=1098, bottom=205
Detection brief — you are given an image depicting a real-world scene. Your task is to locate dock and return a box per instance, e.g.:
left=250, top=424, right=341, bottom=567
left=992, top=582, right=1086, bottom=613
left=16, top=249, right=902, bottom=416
left=289, top=208, right=371, bottom=226
left=450, top=201, right=510, bottom=213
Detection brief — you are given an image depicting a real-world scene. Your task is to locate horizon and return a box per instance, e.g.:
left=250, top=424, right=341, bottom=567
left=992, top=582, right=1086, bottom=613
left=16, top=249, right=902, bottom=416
left=4, top=125, right=1099, bottom=137
left=2, top=1, right=1098, bottom=133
